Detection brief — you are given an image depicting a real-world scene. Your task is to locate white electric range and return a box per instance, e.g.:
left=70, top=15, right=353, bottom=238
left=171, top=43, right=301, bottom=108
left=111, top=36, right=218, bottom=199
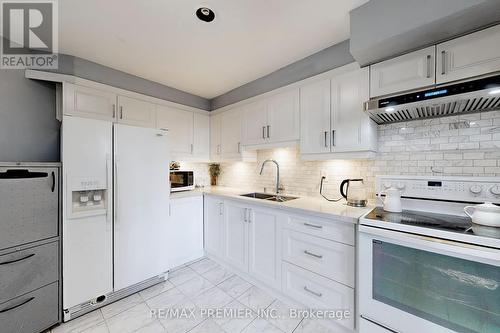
left=358, top=175, right=500, bottom=333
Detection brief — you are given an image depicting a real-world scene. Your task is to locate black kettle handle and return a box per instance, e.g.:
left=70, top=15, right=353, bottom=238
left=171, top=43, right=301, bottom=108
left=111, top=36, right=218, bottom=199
left=340, top=180, right=349, bottom=199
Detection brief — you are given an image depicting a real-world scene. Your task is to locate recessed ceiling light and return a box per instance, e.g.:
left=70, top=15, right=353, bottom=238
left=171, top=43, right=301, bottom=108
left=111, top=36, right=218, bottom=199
left=196, top=7, right=215, bottom=22
left=385, top=107, right=395, bottom=112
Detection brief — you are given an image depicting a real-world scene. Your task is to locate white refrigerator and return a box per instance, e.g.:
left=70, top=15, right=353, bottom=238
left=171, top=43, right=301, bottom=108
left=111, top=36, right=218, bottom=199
left=62, top=116, right=171, bottom=317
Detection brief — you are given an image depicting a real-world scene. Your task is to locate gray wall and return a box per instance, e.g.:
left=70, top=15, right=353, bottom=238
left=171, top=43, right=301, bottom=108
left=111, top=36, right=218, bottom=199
left=210, top=40, right=354, bottom=110
left=53, top=55, right=211, bottom=111
left=0, top=69, right=59, bottom=162
left=350, top=0, right=500, bottom=66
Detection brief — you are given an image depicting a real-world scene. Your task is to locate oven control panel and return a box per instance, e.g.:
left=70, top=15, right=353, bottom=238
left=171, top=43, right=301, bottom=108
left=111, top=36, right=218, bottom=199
left=377, top=176, right=500, bottom=203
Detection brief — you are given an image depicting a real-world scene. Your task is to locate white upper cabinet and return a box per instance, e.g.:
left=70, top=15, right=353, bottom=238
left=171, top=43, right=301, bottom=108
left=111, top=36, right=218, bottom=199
left=241, top=89, right=300, bottom=147
left=241, top=100, right=268, bottom=145
left=331, top=67, right=376, bottom=152
left=156, top=105, right=193, bottom=157
left=220, top=107, right=244, bottom=160
left=156, top=106, right=210, bottom=162
left=210, top=113, right=222, bottom=162
left=300, top=65, right=377, bottom=158
left=193, top=113, right=210, bottom=161
left=370, top=46, right=436, bottom=97
left=211, top=110, right=256, bottom=162
left=117, top=96, right=156, bottom=128
left=64, top=83, right=117, bottom=121
left=266, top=89, right=300, bottom=143
left=300, top=79, right=331, bottom=154
left=437, top=25, right=500, bottom=84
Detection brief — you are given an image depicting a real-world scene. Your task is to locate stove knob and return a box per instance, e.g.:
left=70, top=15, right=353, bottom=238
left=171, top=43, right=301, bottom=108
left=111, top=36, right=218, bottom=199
left=396, top=182, right=406, bottom=190
left=490, top=185, right=500, bottom=196
left=383, top=182, right=392, bottom=189
left=469, top=185, right=483, bottom=195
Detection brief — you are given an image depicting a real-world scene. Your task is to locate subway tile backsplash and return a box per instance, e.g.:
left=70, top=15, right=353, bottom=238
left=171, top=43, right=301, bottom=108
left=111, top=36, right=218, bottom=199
left=183, top=110, right=500, bottom=199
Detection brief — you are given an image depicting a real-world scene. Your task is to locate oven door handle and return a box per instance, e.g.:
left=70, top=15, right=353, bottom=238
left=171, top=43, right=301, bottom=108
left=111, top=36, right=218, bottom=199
left=360, top=315, right=401, bottom=333
left=359, top=225, right=500, bottom=262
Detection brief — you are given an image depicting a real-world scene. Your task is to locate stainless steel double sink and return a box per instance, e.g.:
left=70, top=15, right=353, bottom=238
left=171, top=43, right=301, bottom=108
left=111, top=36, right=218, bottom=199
left=240, top=192, right=298, bottom=202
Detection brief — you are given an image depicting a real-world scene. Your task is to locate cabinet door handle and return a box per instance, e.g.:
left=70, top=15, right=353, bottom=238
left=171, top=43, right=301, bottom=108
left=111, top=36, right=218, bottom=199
left=0, top=253, right=35, bottom=266
left=247, top=209, right=251, bottom=223
left=426, top=54, right=432, bottom=78
left=112, top=104, right=116, bottom=118
left=243, top=208, right=247, bottom=222
left=303, top=286, right=322, bottom=298
left=262, top=126, right=266, bottom=139
left=237, top=142, right=241, bottom=154
left=0, top=297, right=35, bottom=313
left=304, top=222, right=322, bottom=229
left=190, top=144, right=194, bottom=154
left=331, top=130, right=336, bottom=147
left=119, top=106, right=123, bottom=119
left=304, top=250, right=323, bottom=259
left=324, top=131, right=328, bottom=147
left=219, top=202, right=224, bottom=215
left=51, top=171, right=55, bottom=192
left=267, top=125, right=270, bottom=138
left=441, top=50, right=446, bottom=75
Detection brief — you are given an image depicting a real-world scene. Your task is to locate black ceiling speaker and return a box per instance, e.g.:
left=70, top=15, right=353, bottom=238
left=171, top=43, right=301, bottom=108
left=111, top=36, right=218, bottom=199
left=196, top=7, right=215, bottom=22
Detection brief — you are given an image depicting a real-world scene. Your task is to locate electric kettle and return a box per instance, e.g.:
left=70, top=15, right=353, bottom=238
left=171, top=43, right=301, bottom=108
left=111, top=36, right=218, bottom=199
left=340, top=179, right=367, bottom=207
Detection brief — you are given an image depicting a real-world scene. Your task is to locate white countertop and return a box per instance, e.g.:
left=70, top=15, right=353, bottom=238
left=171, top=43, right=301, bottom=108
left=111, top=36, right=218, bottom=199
left=171, top=186, right=374, bottom=223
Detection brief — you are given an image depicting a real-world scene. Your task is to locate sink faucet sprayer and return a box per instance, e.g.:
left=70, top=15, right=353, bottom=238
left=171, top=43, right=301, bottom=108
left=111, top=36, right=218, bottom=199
left=259, top=159, right=281, bottom=198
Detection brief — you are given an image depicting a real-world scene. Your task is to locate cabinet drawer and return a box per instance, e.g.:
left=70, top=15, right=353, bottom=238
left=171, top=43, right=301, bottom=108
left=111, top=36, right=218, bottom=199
left=0, top=167, right=59, bottom=250
left=0, top=282, right=59, bottom=333
left=285, top=215, right=354, bottom=245
left=282, top=230, right=354, bottom=287
left=282, top=262, right=354, bottom=330
left=0, top=241, right=59, bottom=304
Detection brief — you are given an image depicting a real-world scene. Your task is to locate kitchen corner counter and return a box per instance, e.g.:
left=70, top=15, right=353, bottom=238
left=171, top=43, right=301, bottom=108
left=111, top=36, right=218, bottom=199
left=172, top=186, right=373, bottom=223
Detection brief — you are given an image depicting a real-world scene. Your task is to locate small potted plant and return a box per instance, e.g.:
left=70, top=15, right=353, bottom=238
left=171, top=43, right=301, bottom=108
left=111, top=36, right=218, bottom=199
left=208, top=163, right=221, bottom=186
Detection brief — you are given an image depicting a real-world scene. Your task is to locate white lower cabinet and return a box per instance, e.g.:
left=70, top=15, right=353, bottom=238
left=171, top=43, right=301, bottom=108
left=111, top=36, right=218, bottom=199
left=282, top=261, right=355, bottom=331
left=248, top=206, right=282, bottom=290
left=169, top=196, right=204, bottom=268
left=223, top=201, right=249, bottom=272
left=205, top=197, right=282, bottom=289
left=204, top=195, right=357, bottom=332
left=204, top=196, right=225, bottom=258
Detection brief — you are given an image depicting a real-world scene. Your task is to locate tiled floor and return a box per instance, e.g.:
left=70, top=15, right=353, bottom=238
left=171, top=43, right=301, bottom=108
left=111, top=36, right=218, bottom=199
left=47, top=258, right=338, bottom=333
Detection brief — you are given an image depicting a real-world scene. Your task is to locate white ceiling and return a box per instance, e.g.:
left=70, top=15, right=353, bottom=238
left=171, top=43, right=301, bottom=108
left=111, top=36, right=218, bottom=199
left=59, top=0, right=368, bottom=99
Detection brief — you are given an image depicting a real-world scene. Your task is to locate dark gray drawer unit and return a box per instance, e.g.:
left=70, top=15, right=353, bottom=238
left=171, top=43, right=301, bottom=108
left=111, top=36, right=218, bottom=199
left=0, top=167, right=59, bottom=250
left=0, top=241, right=59, bottom=304
left=0, top=282, right=59, bottom=333
left=0, top=163, right=61, bottom=333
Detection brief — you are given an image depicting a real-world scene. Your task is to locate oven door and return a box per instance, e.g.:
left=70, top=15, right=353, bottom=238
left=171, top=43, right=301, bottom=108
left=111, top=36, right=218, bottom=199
left=170, top=171, right=194, bottom=192
left=359, top=225, right=500, bottom=333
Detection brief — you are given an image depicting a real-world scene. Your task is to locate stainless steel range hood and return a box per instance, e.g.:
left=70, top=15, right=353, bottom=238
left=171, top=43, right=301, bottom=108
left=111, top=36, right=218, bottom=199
left=364, top=74, right=500, bottom=124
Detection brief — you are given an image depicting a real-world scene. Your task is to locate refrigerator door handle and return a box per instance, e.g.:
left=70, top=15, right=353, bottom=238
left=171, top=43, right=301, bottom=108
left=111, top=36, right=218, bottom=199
left=114, top=158, right=118, bottom=226
left=105, top=154, right=111, bottom=224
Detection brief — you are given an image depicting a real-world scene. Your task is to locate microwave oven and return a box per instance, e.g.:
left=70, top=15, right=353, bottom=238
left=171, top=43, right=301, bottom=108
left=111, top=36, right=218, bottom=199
left=170, top=170, right=195, bottom=192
